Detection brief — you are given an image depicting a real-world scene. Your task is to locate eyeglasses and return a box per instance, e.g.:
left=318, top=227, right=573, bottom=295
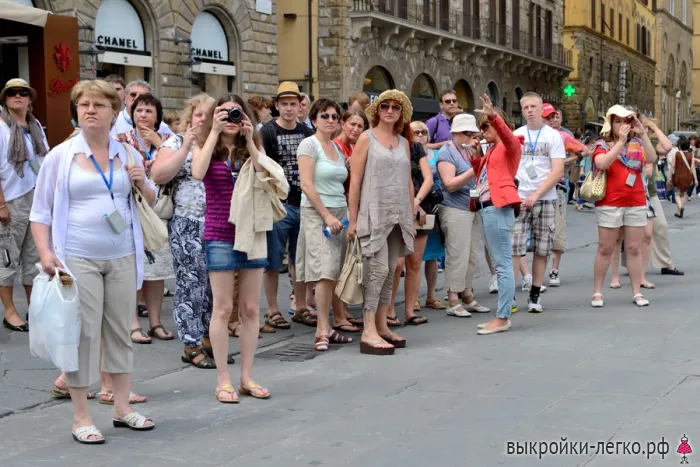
left=479, top=123, right=490, bottom=131
left=462, top=131, right=476, bottom=137
left=379, top=102, right=402, bottom=112
left=77, top=101, right=110, bottom=111
left=443, top=99, right=458, bottom=105
left=414, top=130, right=428, bottom=136
left=4, top=89, right=29, bottom=98
left=319, top=113, right=339, bottom=121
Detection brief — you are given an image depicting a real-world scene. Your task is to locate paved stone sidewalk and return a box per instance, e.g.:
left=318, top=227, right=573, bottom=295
left=0, top=200, right=699, bottom=467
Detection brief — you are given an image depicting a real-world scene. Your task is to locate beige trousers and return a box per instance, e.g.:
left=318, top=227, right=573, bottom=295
left=438, top=205, right=480, bottom=295
left=0, top=190, right=39, bottom=287
left=363, top=226, right=403, bottom=314
left=649, top=195, right=673, bottom=269
left=64, top=255, right=137, bottom=388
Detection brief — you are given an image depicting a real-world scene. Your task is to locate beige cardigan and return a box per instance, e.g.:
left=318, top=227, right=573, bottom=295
left=229, top=153, right=289, bottom=259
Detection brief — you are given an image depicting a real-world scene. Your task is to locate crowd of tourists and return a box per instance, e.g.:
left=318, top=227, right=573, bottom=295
left=0, top=73, right=688, bottom=444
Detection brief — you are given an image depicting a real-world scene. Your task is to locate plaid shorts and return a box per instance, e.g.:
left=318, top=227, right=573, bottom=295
left=512, top=200, right=557, bottom=257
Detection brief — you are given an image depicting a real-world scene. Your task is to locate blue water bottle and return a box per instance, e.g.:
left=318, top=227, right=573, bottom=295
left=323, top=218, right=349, bottom=238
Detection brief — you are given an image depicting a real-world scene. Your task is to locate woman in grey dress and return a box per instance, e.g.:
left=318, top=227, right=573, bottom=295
left=348, top=90, right=416, bottom=356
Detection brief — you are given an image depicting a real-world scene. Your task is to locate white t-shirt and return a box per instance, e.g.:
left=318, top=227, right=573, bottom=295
left=109, top=109, right=173, bottom=139
left=0, top=120, right=48, bottom=202
left=513, top=124, right=566, bottom=201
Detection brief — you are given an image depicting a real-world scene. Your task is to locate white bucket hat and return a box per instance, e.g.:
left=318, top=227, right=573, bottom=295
left=450, top=113, right=479, bottom=133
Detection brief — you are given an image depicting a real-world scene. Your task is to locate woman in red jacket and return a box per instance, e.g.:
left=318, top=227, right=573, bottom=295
left=472, top=95, right=522, bottom=335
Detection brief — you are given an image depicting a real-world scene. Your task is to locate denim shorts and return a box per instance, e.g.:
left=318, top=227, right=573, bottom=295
left=266, top=204, right=301, bottom=271
left=205, top=241, right=268, bottom=271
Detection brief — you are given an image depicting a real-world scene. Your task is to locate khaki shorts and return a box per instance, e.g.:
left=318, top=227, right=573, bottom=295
left=595, top=206, right=647, bottom=228
left=553, top=189, right=567, bottom=251
left=295, top=206, right=348, bottom=282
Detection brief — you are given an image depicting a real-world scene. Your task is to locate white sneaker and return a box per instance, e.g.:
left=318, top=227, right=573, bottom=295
left=549, top=270, right=560, bottom=287
left=446, top=304, right=472, bottom=317
left=527, top=297, right=544, bottom=313
left=522, top=274, right=533, bottom=292
left=489, top=275, right=499, bottom=294
left=464, top=300, right=491, bottom=313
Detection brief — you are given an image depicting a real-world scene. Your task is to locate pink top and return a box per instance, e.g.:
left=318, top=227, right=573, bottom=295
left=202, top=161, right=236, bottom=242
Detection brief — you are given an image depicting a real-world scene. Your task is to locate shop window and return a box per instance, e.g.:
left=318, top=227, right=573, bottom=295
left=363, top=66, right=394, bottom=93
left=411, top=73, right=437, bottom=99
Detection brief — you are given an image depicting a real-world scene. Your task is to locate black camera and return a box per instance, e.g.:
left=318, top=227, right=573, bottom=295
left=224, top=108, right=243, bottom=123
left=625, top=115, right=635, bottom=124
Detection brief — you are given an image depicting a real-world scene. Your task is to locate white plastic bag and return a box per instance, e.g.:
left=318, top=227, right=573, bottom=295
left=28, top=264, right=81, bottom=372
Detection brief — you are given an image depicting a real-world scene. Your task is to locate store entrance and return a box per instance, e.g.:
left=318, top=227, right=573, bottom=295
left=0, top=37, right=29, bottom=86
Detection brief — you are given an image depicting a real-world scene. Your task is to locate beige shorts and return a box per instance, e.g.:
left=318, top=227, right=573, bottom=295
left=295, top=206, right=348, bottom=282
left=595, top=206, right=647, bottom=228
left=553, top=189, right=567, bottom=251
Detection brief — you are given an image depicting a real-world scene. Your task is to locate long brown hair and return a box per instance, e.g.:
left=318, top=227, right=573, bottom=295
left=202, top=94, right=262, bottom=163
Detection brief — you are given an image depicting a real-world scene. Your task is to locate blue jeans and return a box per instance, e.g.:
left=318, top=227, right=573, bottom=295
left=479, top=206, right=515, bottom=319
left=266, top=204, right=301, bottom=271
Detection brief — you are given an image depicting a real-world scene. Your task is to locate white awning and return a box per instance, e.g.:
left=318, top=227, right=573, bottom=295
left=98, top=50, right=152, bottom=68
left=192, top=62, right=236, bottom=76
left=0, top=1, right=51, bottom=27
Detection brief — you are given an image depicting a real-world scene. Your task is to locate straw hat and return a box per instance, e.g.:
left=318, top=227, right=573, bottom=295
left=365, top=89, right=413, bottom=123
left=275, top=81, right=301, bottom=100
left=450, top=113, right=479, bottom=133
left=600, top=104, right=635, bottom=137
left=0, top=78, right=36, bottom=102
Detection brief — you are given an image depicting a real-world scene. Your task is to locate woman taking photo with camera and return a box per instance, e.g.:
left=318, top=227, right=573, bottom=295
left=591, top=105, right=657, bottom=308
left=192, top=95, right=272, bottom=403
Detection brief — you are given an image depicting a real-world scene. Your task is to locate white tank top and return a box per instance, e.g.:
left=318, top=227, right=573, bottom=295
left=64, top=161, right=135, bottom=260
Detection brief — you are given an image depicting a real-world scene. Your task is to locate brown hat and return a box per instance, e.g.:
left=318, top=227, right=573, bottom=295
left=0, top=78, right=37, bottom=102
left=365, top=89, right=413, bottom=124
left=275, top=81, right=301, bottom=99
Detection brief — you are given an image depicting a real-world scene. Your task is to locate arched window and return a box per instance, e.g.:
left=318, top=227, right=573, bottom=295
left=410, top=73, right=437, bottom=99
left=454, top=79, right=475, bottom=112
left=363, top=66, right=394, bottom=93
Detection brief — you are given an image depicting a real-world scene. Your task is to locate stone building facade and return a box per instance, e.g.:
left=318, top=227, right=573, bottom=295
left=317, top=0, right=572, bottom=122
left=653, top=1, right=693, bottom=132
left=17, top=0, right=278, bottom=113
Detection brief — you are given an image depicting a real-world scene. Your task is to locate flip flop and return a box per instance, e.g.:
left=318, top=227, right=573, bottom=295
left=360, top=339, right=395, bottom=355
left=332, top=323, right=360, bottom=333
left=380, top=331, right=406, bottom=348
left=386, top=316, right=401, bottom=327
left=98, top=391, right=148, bottom=405
left=147, top=324, right=174, bottom=341
left=424, top=299, right=446, bottom=310
left=404, top=315, right=428, bottom=326
left=130, top=328, right=151, bottom=344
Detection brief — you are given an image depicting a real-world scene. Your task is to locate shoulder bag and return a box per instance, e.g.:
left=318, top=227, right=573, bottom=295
left=335, top=238, right=364, bottom=305
left=122, top=143, right=169, bottom=251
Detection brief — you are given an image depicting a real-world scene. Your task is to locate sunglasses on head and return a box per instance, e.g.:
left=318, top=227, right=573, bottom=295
left=5, top=88, right=29, bottom=98
left=414, top=129, right=428, bottom=136
left=379, top=102, right=402, bottom=112
left=319, top=112, right=339, bottom=121
left=443, top=99, right=458, bottom=104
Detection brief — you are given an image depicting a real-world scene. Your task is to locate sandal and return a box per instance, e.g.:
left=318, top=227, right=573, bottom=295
left=609, top=282, right=621, bottom=289
left=360, top=339, right=395, bottom=355
left=346, top=316, right=363, bottom=327
left=641, top=282, right=656, bottom=289
left=328, top=329, right=353, bottom=344
left=181, top=348, right=216, bottom=369
left=314, top=335, right=330, bottom=351
left=386, top=316, right=401, bottom=327
left=130, top=328, right=151, bottom=344
left=228, top=321, right=241, bottom=337
left=72, top=425, right=105, bottom=444
left=380, top=331, right=406, bottom=348
left=264, top=311, right=291, bottom=329
left=215, top=384, right=239, bottom=404
left=291, top=309, right=317, bottom=327
left=633, top=293, right=650, bottom=307
left=98, top=391, right=148, bottom=405
left=52, top=376, right=97, bottom=399
left=332, top=323, right=360, bottom=333
left=424, top=299, right=446, bottom=310
left=136, top=304, right=148, bottom=318
left=202, top=345, right=235, bottom=365
left=404, top=315, right=428, bottom=326
left=413, top=300, right=421, bottom=311
left=112, top=412, right=155, bottom=431
left=239, top=380, right=271, bottom=399
left=147, top=324, right=174, bottom=341
left=259, top=324, right=276, bottom=334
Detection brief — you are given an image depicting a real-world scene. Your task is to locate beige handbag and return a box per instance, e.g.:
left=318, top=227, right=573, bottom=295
left=123, top=144, right=169, bottom=251
left=335, top=238, right=364, bottom=305
left=152, top=182, right=174, bottom=220
left=579, top=169, right=607, bottom=202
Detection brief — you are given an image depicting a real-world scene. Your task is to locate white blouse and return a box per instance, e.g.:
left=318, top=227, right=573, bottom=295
left=0, top=120, right=48, bottom=202
left=109, top=109, right=173, bottom=139
left=29, top=131, right=156, bottom=288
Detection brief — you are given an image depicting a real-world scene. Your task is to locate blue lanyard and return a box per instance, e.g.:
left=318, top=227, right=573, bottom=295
left=123, top=109, right=133, bottom=126
left=89, top=156, right=114, bottom=200
left=134, top=131, right=155, bottom=160
left=450, top=138, right=469, bottom=161
left=527, top=127, right=542, bottom=161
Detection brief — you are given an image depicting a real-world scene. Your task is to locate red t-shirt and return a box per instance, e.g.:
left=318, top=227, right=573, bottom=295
left=592, top=141, right=646, bottom=208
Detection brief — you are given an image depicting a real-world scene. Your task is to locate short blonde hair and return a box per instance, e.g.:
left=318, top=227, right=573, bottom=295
left=519, top=92, right=542, bottom=105
left=410, top=120, right=428, bottom=133
left=178, top=93, right=215, bottom=133
left=71, top=80, right=122, bottom=113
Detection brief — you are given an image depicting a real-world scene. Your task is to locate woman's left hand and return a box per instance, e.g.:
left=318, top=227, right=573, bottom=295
left=474, top=94, right=495, bottom=118
left=125, top=163, right=147, bottom=188
left=417, top=206, right=427, bottom=226
left=631, top=117, right=646, bottom=136
left=141, top=128, right=162, bottom=147
left=241, top=115, right=255, bottom=144
left=413, top=196, right=422, bottom=213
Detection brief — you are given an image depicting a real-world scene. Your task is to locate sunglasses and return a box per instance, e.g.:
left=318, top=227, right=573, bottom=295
left=379, top=102, right=402, bottom=112
left=480, top=123, right=490, bottom=131
left=129, top=92, right=140, bottom=99
left=414, top=130, right=428, bottom=136
left=5, top=88, right=29, bottom=98
left=319, top=113, right=339, bottom=121
left=443, top=99, right=458, bottom=104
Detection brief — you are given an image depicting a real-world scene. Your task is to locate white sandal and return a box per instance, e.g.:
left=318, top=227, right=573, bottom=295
left=591, top=293, right=604, bottom=308
left=633, top=293, right=650, bottom=307
left=72, top=425, right=105, bottom=444
left=112, top=411, right=155, bottom=431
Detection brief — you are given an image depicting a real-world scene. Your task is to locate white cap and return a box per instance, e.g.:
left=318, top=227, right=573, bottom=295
left=450, top=113, right=479, bottom=133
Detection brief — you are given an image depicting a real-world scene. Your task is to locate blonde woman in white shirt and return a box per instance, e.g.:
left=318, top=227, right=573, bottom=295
left=30, top=80, right=156, bottom=444
left=0, top=79, right=48, bottom=332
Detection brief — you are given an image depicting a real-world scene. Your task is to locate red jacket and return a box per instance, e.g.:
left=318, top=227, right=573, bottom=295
left=470, top=114, right=522, bottom=208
